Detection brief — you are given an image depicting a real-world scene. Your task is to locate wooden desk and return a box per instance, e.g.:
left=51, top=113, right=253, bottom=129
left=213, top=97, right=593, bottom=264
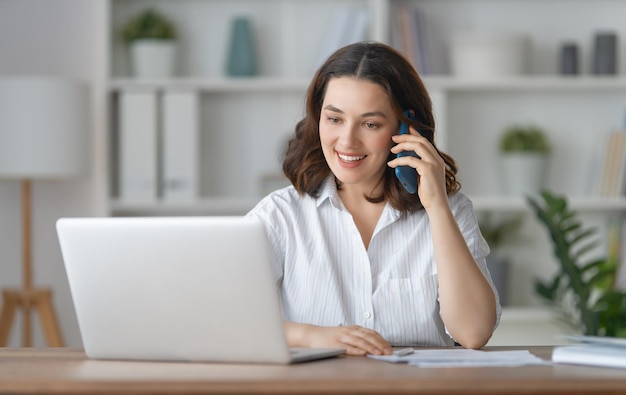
left=1, top=347, right=626, bottom=394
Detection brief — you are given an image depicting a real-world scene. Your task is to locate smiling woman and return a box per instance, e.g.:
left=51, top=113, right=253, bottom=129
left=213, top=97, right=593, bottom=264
left=246, top=41, right=501, bottom=355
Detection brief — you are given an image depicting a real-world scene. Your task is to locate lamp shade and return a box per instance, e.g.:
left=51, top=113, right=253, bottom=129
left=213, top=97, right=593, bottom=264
left=0, top=77, right=89, bottom=179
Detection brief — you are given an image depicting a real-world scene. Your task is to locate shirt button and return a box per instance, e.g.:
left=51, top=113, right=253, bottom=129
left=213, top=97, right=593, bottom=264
left=363, top=311, right=372, bottom=319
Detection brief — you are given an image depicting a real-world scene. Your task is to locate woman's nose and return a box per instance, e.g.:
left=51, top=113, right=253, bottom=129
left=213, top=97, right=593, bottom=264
left=338, top=122, right=359, bottom=147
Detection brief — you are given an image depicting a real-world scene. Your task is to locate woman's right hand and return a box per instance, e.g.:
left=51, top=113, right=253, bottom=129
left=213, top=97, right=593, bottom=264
left=284, top=322, right=393, bottom=356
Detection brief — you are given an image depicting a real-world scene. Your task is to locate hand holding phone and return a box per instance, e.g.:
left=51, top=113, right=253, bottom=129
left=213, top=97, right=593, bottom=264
left=394, top=110, right=420, bottom=194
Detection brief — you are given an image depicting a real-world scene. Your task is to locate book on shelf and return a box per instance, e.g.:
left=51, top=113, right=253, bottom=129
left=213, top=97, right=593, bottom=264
left=314, top=7, right=369, bottom=71
left=606, top=214, right=626, bottom=292
left=391, top=5, right=428, bottom=75
left=552, top=335, right=626, bottom=369
left=593, top=130, right=626, bottom=197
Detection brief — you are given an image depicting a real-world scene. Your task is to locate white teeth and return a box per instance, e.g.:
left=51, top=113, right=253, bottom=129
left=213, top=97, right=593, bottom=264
left=338, top=153, right=365, bottom=162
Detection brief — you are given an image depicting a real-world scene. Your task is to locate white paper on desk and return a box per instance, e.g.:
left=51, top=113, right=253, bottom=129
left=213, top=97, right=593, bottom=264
left=368, top=349, right=549, bottom=367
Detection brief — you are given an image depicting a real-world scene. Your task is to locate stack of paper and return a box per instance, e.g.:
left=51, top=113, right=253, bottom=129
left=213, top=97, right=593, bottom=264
left=553, top=335, right=626, bottom=369
left=369, top=349, right=548, bottom=367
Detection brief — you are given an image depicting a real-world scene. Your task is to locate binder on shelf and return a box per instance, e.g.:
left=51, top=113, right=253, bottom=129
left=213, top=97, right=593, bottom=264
left=118, top=90, right=159, bottom=203
left=162, top=91, right=200, bottom=202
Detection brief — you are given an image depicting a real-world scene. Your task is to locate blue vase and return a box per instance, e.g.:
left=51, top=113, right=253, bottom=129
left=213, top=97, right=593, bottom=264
left=226, top=17, right=258, bottom=77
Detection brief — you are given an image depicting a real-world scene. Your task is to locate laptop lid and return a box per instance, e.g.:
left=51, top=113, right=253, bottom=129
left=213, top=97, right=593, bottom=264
left=56, top=216, right=343, bottom=364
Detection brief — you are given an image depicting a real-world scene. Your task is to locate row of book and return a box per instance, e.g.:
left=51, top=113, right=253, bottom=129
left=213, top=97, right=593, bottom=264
left=115, top=90, right=199, bottom=203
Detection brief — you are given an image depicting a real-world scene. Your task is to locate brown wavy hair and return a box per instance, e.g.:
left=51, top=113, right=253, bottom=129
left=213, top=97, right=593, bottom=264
left=283, top=41, right=459, bottom=213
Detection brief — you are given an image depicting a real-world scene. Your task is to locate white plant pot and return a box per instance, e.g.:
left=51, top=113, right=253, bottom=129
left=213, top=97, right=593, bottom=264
left=130, top=40, right=176, bottom=79
left=499, top=153, right=548, bottom=197
left=449, top=32, right=528, bottom=79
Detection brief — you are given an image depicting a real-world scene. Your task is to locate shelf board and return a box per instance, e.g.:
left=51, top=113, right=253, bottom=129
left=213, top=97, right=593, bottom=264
left=110, top=197, right=260, bottom=216
left=110, top=195, right=626, bottom=216
left=109, top=77, right=309, bottom=93
left=470, top=195, right=626, bottom=212
left=108, top=75, right=626, bottom=93
left=424, top=75, right=626, bottom=91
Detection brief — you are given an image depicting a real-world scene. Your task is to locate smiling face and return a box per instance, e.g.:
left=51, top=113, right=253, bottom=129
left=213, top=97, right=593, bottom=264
left=319, top=77, right=398, bottom=193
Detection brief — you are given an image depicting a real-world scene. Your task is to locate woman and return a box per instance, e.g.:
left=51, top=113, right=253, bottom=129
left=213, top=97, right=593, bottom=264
left=247, top=42, right=500, bottom=356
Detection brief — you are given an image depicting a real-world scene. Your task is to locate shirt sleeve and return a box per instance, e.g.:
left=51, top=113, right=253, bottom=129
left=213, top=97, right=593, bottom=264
left=447, top=193, right=502, bottom=330
left=245, top=194, right=286, bottom=286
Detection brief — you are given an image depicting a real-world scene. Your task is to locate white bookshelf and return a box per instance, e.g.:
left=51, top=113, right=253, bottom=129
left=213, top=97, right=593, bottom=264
left=107, top=0, right=626, bottom=212
left=104, top=0, right=626, bottom=307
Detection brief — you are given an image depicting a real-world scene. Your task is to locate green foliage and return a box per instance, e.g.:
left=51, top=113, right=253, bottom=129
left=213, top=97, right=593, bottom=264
left=499, top=125, right=551, bottom=153
left=528, top=191, right=626, bottom=337
left=121, top=9, right=177, bottom=44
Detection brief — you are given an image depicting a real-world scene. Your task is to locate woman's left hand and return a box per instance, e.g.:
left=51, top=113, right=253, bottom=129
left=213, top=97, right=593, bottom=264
left=387, top=128, right=447, bottom=210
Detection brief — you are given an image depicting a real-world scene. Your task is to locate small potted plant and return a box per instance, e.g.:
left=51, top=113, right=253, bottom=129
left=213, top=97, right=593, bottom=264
left=121, top=8, right=178, bottom=78
left=498, top=124, right=551, bottom=196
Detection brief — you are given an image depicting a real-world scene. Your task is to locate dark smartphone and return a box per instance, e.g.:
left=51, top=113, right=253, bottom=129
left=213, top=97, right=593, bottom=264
left=394, top=110, right=419, bottom=194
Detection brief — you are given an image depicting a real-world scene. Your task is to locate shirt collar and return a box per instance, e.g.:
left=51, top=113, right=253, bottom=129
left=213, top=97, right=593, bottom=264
left=316, top=176, right=343, bottom=209
left=315, top=176, right=403, bottom=224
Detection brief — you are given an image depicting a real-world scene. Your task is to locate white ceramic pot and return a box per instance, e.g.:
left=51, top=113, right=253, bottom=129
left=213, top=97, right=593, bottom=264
left=449, top=32, right=528, bottom=79
left=499, top=153, right=548, bottom=197
left=130, top=39, right=176, bottom=79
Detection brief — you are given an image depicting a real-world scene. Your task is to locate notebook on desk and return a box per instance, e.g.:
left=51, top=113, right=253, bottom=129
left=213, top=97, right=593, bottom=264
left=56, top=216, right=345, bottom=364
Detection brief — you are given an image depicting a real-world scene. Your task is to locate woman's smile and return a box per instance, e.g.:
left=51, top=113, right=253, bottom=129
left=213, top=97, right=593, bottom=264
left=337, top=151, right=367, bottom=166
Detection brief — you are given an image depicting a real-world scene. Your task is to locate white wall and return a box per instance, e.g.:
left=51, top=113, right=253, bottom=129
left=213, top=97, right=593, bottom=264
left=0, top=0, right=105, bottom=347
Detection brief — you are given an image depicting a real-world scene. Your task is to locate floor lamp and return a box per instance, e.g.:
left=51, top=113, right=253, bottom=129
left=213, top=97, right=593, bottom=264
left=0, top=77, right=89, bottom=347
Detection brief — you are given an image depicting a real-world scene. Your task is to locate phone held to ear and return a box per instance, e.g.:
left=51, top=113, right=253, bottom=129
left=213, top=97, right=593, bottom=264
left=395, top=110, right=419, bottom=194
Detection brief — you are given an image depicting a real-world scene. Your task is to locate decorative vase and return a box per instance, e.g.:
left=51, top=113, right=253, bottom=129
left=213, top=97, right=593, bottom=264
left=593, top=32, right=618, bottom=75
left=499, top=153, right=548, bottom=196
left=226, top=17, right=258, bottom=77
left=130, top=39, right=176, bottom=78
left=560, top=43, right=579, bottom=75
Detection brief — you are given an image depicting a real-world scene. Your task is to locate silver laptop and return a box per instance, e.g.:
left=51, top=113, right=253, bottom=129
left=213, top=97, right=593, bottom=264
left=56, top=216, right=345, bottom=364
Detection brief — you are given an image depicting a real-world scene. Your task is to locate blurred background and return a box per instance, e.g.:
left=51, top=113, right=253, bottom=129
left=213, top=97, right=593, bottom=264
left=1, top=0, right=625, bottom=347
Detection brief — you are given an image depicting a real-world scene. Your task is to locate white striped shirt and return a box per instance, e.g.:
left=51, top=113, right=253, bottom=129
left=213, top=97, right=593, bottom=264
left=247, top=177, right=501, bottom=346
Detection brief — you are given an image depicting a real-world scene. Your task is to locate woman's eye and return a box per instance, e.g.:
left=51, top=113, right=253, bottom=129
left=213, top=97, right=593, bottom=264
left=328, top=117, right=340, bottom=124
left=365, top=122, right=378, bottom=129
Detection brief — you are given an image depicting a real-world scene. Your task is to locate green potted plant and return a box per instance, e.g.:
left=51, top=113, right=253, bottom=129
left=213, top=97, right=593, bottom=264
left=121, top=8, right=178, bottom=78
left=528, top=191, right=626, bottom=337
left=498, top=124, right=551, bottom=196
